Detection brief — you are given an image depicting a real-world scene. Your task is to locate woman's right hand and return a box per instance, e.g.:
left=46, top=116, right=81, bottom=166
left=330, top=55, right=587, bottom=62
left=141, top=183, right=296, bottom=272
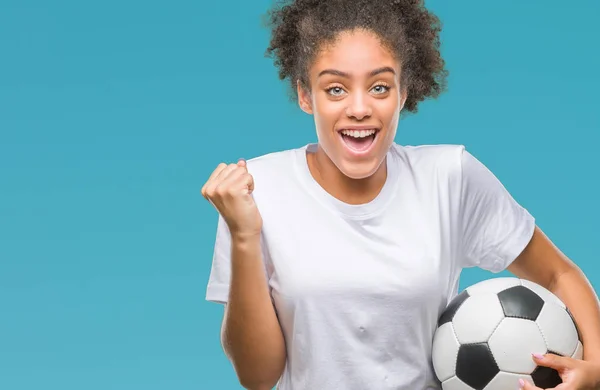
left=201, top=159, right=263, bottom=240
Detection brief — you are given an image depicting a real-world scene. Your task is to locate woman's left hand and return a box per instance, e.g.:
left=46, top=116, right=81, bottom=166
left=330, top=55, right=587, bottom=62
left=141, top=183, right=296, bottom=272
left=519, top=353, right=600, bottom=389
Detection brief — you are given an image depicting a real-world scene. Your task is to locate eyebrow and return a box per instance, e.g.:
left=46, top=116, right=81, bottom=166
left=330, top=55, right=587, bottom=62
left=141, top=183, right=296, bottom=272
left=317, top=66, right=396, bottom=78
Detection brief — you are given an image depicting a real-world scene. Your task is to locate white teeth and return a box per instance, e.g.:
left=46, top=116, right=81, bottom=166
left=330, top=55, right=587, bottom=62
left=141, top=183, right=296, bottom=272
left=340, top=129, right=377, bottom=138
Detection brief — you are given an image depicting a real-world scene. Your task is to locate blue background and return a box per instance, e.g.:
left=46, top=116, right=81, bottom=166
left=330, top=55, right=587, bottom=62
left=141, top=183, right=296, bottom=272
left=1, top=0, right=598, bottom=388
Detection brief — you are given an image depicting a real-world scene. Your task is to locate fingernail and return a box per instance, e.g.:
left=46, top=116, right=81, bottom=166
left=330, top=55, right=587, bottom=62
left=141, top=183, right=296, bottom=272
left=532, top=353, right=544, bottom=359
left=519, top=378, right=525, bottom=386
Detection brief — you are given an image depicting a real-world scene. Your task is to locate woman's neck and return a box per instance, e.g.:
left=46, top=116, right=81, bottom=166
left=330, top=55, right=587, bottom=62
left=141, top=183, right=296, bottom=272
left=306, top=144, right=388, bottom=205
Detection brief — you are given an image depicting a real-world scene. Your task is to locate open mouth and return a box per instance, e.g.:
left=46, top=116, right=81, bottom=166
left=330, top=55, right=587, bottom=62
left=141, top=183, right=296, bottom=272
left=339, top=128, right=379, bottom=154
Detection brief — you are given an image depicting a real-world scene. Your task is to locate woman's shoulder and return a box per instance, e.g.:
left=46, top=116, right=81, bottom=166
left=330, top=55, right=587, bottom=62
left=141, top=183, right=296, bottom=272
left=244, top=145, right=305, bottom=173
left=240, top=144, right=312, bottom=192
left=390, top=142, right=466, bottom=172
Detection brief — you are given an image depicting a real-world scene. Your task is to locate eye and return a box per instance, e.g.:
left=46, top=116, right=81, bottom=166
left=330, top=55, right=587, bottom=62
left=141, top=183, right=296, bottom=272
left=371, top=84, right=390, bottom=95
left=326, top=86, right=346, bottom=97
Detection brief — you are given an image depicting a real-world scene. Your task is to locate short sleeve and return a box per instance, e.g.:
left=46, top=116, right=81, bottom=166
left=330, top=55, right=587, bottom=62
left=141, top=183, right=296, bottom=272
left=205, top=214, right=271, bottom=304
left=457, top=148, right=536, bottom=273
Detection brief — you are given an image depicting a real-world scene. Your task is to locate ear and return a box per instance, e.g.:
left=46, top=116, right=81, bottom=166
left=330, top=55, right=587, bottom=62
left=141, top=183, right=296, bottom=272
left=297, top=79, right=313, bottom=115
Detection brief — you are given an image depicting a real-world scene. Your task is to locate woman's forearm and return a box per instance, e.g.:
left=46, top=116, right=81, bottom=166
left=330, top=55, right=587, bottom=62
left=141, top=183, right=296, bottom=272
left=551, top=266, right=600, bottom=362
left=221, top=234, right=287, bottom=390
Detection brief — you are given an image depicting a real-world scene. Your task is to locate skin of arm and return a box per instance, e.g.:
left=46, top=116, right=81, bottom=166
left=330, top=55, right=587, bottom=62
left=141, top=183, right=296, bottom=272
left=508, top=226, right=600, bottom=364
left=221, top=234, right=287, bottom=390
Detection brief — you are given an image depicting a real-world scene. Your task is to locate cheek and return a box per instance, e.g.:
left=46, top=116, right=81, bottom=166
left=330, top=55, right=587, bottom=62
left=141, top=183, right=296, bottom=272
left=376, top=96, right=401, bottom=128
left=384, top=107, right=400, bottom=129
left=313, top=98, right=344, bottom=132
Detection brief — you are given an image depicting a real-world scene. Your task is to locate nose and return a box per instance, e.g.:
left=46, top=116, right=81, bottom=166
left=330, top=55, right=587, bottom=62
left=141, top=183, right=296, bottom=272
left=345, top=92, right=372, bottom=120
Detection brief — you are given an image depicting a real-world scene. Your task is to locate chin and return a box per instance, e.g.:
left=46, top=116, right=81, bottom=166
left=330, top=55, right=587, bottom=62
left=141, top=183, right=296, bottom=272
left=336, top=158, right=383, bottom=180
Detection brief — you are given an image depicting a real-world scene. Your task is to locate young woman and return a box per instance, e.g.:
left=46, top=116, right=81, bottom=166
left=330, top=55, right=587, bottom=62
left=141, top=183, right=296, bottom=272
left=201, top=0, right=600, bottom=389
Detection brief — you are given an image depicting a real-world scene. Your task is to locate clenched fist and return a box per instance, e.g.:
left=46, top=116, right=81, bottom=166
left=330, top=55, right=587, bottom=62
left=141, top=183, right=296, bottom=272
left=201, top=159, right=262, bottom=239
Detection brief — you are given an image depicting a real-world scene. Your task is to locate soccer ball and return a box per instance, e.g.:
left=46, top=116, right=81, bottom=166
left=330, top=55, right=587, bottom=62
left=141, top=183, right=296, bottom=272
left=432, top=277, right=583, bottom=390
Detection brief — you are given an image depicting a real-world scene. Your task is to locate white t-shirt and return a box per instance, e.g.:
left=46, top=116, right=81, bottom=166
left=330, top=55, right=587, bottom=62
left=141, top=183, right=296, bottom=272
left=205, top=142, right=535, bottom=390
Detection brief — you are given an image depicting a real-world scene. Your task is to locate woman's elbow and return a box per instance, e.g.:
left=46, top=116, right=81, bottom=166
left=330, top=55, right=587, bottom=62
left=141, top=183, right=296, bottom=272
left=225, top=344, right=285, bottom=390
left=238, top=375, right=280, bottom=390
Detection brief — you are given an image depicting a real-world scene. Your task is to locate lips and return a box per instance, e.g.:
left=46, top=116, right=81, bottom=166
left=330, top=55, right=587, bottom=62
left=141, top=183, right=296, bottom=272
left=336, top=125, right=381, bottom=133
left=340, top=128, right=377, bottom=138
left=338, top=127, right=380, bottom=155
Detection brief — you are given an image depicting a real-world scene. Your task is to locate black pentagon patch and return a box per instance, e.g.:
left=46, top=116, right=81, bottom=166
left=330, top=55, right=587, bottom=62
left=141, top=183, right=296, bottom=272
left=497, top=285, right=544, bottom=320
left=438, top=290, right=470, bottom=326
left=456, top=342, right=499, bottom=390
left=566, top=307, right=582, bottom=342
left=532, top=366, right=562, bottom=388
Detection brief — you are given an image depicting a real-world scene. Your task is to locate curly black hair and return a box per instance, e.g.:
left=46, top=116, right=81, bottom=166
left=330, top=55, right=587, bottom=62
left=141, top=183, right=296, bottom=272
left=264, top=0, right=448, bottom=113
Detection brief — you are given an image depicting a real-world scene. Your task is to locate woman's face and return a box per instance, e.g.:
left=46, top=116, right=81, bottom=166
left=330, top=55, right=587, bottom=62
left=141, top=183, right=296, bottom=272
left=298, top=29, right=407, bottom=180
